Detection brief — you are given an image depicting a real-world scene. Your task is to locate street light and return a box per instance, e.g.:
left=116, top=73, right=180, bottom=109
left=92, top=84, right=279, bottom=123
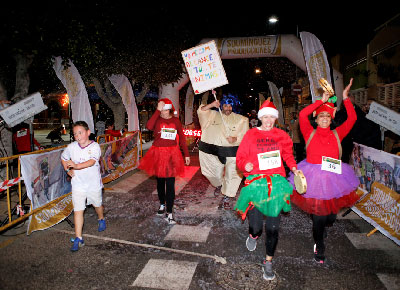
left=268, top=16, right=278, bottom=24
left=268, top=15, right=279, bottom=34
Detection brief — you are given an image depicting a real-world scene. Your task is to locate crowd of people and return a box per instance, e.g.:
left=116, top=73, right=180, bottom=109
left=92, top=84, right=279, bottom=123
left=61, top=77, right=398, bottom=281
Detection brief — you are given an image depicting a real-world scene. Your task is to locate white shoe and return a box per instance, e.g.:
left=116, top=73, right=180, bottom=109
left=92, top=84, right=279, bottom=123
left=165, top=213, right=176, bottom=225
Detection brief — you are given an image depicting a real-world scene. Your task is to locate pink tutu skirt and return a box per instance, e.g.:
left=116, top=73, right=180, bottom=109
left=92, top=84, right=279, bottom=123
left=139, top=146, right=185, bottom=178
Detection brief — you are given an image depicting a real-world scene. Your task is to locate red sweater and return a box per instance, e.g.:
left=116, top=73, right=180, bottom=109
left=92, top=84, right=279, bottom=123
left=299, top=99, right=357, bottom=164
left=236, top=127, right=297, bottom=177
left=146, top=110, right=189, bottom=157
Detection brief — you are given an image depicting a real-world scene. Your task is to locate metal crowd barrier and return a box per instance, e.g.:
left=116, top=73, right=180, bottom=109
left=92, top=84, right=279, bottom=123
left=0, top=131, right=142, bottom=233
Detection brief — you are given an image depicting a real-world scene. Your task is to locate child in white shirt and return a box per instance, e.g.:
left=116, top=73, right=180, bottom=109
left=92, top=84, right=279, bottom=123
left=61, top=121, right=105, bottom=252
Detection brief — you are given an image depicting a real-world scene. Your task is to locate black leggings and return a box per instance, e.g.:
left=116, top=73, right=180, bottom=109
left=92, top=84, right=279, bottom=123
left=248, top=207, right=281, bottom=257
left=311, top=214, right=337, bottom=256
left=156, top=177, right=175, bottom=213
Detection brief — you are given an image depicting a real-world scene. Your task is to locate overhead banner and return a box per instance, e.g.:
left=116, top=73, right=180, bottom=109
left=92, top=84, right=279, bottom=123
left=182, top=40, right=228, bottom=94
left=213, top=36, right=282, bottom=59
left=109, top=74, right=139, bottom=131
left=20, top=148, right=73, bottom=235
left=351, top=143, right=400, bottom=245
left=185, top=84, right=194, bottom=125
left=53, top=56, right=95, bottom=132
left=300, top=32, right=332, bottom=103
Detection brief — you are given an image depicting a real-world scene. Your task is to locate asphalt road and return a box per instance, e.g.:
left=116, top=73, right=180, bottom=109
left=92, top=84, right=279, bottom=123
left=0, top=152, right=399, bottom=290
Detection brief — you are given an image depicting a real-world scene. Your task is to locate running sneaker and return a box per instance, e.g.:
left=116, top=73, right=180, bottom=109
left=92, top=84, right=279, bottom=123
left=246, top=234, right=258, bottom=251
left=218, top=196, right=232, bottom=210
left=214, top=185, right=222, bottom=197
left=70, top=237, right=84, bottom=252
left=262, top=260, right=276, bottom=281
left=314, top=244, right=325, bottom=264
left=165, top=213, right=176, bottom=225
left=157, top=204, right=166, bottom=216
left=98, top=219, right=106, bottom=232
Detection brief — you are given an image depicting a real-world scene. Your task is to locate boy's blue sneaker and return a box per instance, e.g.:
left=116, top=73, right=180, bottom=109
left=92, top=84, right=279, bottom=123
left=70, top=237, right=84, bottom=252
left=98, top=219, right=106, bottom=232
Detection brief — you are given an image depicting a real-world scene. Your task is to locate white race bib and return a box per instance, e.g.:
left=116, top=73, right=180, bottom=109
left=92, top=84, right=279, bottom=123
left=257, top=150, right=281, bottom=170
left=321, top=156, right=342, bottom=174
left=161, top=128, right=177, bottom=140
left=17, top=129, right=28, bottom=137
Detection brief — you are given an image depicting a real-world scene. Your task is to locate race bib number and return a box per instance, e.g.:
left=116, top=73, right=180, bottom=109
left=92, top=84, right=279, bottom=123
left=321, top=156, right=342, bottom=174
left=17, top=129, right=28, bottom=137
left=257, top=150, right=281, bottom=170
left=161, top=128, right=177, bottom=140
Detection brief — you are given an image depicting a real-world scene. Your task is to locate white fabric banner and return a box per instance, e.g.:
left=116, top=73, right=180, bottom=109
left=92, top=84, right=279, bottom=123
left=53, top=57, right=95, bottom=132
left=109, top=74, right=139, bottom=131
left=267, top=81, right=285, bottom=126
left=185, top=84, right=194, bottom=125
left=300, top=32, right=332, bottom=103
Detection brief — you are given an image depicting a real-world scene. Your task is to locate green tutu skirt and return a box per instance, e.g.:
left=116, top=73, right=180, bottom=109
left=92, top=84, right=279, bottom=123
left=234, top=174, right=293, bottom=218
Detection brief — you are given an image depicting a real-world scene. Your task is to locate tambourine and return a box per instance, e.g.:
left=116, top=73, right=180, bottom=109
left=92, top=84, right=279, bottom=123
left=318, top=78, right=335, bottom=96
left=294, top=170, right=307, bottom=194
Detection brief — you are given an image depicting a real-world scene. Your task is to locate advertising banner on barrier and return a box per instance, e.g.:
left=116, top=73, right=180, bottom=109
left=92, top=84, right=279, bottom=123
left=21, top=133, right=140, bottom=234
left=99, top=132, right=140, bottom=183
left=20, top=148, right=73, bottom=235
left=182, top=40, right=228, bottom=94
left=351, top=143, right=400, bottom=245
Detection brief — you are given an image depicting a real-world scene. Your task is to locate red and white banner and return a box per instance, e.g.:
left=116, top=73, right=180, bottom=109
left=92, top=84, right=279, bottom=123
left=53, top=57, right=95, bottom=132
left=300, top=32, right=332, bottom=103
left=109, top=74, right=139, bottom=131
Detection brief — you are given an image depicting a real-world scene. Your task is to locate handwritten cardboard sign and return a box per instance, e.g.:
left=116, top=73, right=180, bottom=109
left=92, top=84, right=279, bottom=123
left=182, top=40, right=228, bottom=94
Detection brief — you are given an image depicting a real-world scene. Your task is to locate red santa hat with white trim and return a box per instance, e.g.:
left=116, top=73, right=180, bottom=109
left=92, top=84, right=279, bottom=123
left=159, top=98, right=177, bottom=115
left=258, top=99, right=279, bottom=119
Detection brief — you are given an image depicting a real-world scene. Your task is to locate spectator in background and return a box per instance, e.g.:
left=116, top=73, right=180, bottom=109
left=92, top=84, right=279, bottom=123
left=13, top=122, right=42, bottom=154
left=288, top=111, right=304, bottom=162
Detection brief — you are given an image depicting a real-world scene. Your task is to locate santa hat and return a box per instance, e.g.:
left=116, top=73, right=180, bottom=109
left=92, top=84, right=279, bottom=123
left=159, top=98, right=177, bottom=114
left=314, top=102, right=336, bottom=119
left=258, top=99, right=279, bottom=119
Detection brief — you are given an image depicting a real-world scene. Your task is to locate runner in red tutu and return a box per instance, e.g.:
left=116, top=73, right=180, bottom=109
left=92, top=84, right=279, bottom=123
left=288, top=78, right=360, bottom=264
left=139, top=98, right=190, bottom=224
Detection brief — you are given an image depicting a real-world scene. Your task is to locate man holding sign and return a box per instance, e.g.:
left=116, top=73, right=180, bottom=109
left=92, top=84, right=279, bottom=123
left=197, top=94, right=249, bottom=209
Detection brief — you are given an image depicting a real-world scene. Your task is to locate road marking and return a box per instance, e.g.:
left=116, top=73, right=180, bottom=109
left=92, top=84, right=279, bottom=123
left=345, top=232, right=400, bottom=251
left=165, top=225, right=211, bottom=243
left=376, top=273, right=400, bottom=290
left=105, top=171, right=150, bottom=193
left=151, top=166, right=200, bottom=195
left=131, top=259, right=197, bottom=290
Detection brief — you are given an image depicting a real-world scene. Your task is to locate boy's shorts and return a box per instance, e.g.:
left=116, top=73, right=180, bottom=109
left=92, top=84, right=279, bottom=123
left=72, top=189, right=102, bottom=212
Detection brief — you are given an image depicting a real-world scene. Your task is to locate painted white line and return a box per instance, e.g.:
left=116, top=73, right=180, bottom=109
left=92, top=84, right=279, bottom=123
left=165, top=225, right=211, bottom=243
left=152, top=166, right=200, bottom=195
left=377, top=273, right=400, bottom=290
left=345, top=233, right=400, bottom=251
left=131, top=259, right=197, bottom=290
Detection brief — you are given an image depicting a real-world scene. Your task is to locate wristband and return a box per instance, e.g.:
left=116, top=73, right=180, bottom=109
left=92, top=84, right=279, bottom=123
left=66, top=168, right=70, bottom=173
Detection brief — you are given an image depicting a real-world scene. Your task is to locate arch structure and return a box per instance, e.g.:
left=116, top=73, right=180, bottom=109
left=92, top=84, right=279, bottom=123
left=159, top=34, right=343, bottom=114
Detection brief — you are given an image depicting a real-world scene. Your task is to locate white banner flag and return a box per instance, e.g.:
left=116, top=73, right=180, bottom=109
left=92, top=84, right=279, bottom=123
left=185, top=84, right=194, bottom=125
left=108, top=74, right=139, bottom=131
left=53, top=57, right=95, bottom=132
left=267, top=81, right=285, bottom=127
left=300, top=32, right=332, bottom=103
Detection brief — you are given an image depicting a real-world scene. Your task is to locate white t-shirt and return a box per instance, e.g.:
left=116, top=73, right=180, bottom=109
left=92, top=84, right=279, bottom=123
left=61, top=141, right=103, bottom=191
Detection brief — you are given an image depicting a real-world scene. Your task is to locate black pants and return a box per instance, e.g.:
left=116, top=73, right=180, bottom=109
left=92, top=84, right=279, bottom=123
left=157, top=177, right=175, bottom=213
left=248, top=207, right=281, bottom=257
left=311, top=214, right=337, bottom=257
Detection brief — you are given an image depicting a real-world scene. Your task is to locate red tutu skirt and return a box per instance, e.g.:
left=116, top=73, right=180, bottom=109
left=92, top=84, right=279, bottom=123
left=291, top=190, right=360, bottom=216
left=139, top=145, right=185, bottom=178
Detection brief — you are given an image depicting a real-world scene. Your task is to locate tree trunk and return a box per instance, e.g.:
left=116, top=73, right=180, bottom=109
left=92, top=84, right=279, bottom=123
left=12, top=54, right=33, bottom=102
left=92, top=77, right=126, bottom=130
